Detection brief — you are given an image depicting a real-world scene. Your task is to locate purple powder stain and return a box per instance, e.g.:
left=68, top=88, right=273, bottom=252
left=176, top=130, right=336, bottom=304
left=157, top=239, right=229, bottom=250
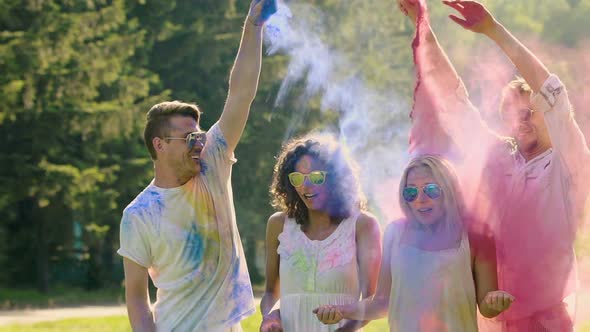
left=266, top=24, right=281, bottom=39
left=126, top=188, right=165, bottom=233
left=214, top=130, right=228, bottom=148
left=226, top=261, right=254, bottom=321
left=121, top=212, right=134, bottom=233
left=200, top=160, right=209, bottom=175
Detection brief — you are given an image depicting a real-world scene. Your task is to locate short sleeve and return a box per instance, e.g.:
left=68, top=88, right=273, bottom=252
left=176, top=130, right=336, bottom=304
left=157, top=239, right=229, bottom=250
left=117, top=210, right=152, bottom=268
left=207, top=122, right=237, bottom=163
left=200, top=122, right=237, bottom=181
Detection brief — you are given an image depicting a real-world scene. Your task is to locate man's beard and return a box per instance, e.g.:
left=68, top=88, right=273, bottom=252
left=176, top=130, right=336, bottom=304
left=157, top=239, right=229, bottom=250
left=174, top=157, right=199, bottom=182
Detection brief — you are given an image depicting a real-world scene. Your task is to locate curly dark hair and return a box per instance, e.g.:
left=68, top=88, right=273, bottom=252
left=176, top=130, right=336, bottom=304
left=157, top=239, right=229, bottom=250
left=270, top=133, right=367, bottom=228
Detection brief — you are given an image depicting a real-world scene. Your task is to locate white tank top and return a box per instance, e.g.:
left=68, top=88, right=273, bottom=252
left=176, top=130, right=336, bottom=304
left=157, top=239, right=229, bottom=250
left=388, top=222, right=478, bottom=332
left=277, top=213, right=362, bottom=332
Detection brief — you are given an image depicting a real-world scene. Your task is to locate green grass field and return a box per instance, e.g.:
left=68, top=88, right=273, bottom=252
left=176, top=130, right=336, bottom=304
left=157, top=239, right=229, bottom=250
left=2, top=313, right=589, bottom=332
left=0, top=309, right=387, bottom=332
left=0, top=316, right=129, bottom=332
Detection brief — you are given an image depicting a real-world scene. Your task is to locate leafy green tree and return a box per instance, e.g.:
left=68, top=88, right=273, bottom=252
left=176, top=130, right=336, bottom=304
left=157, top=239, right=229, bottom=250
left=0, top=0, right=161, bottom=291
left=1, top=0, right=587, bottom=292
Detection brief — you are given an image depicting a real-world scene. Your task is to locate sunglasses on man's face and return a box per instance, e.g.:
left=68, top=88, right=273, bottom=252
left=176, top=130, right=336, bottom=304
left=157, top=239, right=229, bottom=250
left=403, top=183, right=442, bottom=203
left=504, top=108, right=534, bottom=123
left=288, top=171, right=328, bottom=187
left=165, top=131, right=207, bottom=150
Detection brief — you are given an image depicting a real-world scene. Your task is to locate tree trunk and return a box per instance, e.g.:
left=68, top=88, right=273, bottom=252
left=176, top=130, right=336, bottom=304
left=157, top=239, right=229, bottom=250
left=245, top=235, right=263, bottom=284
left=35, top=213, right=50, bottom=293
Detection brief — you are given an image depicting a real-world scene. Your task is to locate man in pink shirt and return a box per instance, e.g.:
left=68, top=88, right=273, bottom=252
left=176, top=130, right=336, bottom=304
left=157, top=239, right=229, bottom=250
left=399, top=0, right=590, bottom=330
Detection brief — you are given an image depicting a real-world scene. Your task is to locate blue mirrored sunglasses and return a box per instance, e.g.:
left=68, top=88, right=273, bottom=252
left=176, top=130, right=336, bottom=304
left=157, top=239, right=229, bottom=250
left=402, top=183, right=442, bottom=202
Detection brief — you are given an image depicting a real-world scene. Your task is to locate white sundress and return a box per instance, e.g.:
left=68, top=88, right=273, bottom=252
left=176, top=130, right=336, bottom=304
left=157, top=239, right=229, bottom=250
left=388, top=222, right=478, bottom=332
left=277, top=213, right=363, bottom=332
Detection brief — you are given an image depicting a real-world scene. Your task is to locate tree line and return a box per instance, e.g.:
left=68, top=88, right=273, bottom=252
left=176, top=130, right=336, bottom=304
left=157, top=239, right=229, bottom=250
left=1, top=0, right=588, bottom=292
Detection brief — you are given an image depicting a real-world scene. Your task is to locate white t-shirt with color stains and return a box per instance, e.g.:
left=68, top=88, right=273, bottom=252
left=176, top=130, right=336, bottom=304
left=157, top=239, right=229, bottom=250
left=118, top=122, right=254, bottom=332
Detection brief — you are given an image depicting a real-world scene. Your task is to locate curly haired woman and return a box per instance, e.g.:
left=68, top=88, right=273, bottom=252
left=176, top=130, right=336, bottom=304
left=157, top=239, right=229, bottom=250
left=259, top=133, right=382, bottom=332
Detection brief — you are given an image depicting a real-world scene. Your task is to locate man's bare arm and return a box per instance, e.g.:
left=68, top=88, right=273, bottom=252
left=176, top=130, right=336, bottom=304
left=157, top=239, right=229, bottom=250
left=123, top=258, right=155, bottom=332
left=219, top=0, right=276, bottom=152
left=443, top=0, right=550, bottom=91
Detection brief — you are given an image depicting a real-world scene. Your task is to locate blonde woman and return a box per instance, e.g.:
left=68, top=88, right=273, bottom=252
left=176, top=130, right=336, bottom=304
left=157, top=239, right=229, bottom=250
left=314, top=155, right=514, bottom=331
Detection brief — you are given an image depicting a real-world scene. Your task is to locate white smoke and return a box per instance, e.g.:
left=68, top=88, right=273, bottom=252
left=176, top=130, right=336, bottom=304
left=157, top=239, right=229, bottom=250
left=264, top=1, right=411, bottom=220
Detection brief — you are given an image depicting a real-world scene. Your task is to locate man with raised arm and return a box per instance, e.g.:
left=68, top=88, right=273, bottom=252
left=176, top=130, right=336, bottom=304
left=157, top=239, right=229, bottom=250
left=399, top=0, right=589, bottom=330
left=117, top=1, right=276, bottom=331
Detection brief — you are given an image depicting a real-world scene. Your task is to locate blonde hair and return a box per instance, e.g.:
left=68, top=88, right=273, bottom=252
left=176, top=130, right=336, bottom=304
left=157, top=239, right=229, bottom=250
left=499, top=76, right=532, bottom=119
left=399, top=155, right=466, bottom=231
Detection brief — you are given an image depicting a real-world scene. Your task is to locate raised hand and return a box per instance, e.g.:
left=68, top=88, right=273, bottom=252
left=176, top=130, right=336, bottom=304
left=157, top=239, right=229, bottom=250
left=248, top=0, right=278, bottom=26
left=313, top=305, right=344, bottom=325
left=484, top=290, right=515, bottom=313
left=442, top=0, right=497, bottom=34
left=260, top=311, right=283, bottom=332
left=398, top=0, right=419, bottom=24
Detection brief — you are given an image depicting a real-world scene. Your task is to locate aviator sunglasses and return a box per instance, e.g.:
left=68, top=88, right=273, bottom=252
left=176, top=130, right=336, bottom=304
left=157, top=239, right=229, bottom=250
left=403, top=183, right=442, bottom=203
left=288, top=171, right=328, bottom=187
left=503, top=108, right=534, bottom=123
left=165, top=131, right=207, bottom=150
